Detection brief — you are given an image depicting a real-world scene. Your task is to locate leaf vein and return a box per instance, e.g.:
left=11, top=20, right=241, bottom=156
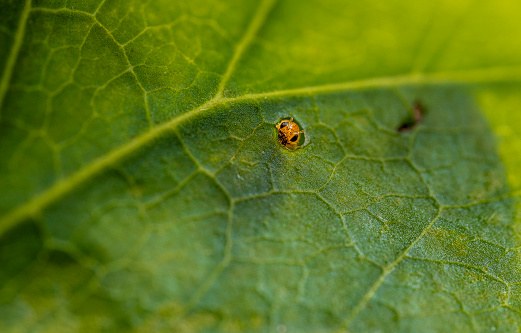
left=338, top=205, right=443, bottom=330
left=215, top=0, right=278, bottom=98
left=0, top=0, right=32, bottom=119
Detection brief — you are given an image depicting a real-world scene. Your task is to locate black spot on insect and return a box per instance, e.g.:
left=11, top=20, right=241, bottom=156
left=398, top=101, right=425, bottom=132
left=280, top=122, right=289, bottom=128
left=278, top=131, right=288, bottom=145
left=290, top=135, right=299, bottom=142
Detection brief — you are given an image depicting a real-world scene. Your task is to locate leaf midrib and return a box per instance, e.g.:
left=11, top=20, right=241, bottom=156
left=2, top=68, right=521, bottom=236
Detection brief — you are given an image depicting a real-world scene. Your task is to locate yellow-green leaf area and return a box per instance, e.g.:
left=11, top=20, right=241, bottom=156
left=1, top=0, right=521, bottom=332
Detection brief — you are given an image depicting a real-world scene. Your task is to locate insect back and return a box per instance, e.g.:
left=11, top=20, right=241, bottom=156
left=276, top=117, right=304, bottom=150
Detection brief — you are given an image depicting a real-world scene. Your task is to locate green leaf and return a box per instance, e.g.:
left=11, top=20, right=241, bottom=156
left=1, top=0, right=521, bottom=331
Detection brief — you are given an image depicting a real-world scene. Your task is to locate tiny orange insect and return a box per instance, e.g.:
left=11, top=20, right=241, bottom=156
left=276, top=118, right=302, bottom=150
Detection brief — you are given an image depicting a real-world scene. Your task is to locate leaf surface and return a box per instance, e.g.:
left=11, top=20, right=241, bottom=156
left=1, top=0, right=521, bottom=332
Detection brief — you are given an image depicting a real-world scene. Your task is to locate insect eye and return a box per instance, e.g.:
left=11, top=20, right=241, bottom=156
left=280, top=122, right=289, bottom=128
left=290, top=135, right=299, bottom=142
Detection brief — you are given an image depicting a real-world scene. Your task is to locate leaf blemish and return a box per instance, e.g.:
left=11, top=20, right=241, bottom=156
left=397, top=101, right=425, bottom=132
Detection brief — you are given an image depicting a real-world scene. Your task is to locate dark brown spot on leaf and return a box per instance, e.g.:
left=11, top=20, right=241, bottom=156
left=398, top=101, right=425, bottom=132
